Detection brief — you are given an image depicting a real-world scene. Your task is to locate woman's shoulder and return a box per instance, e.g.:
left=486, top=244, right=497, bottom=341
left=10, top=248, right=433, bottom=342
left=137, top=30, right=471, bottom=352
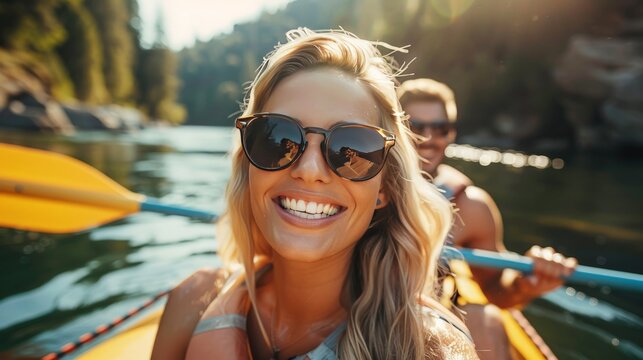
left=172, top=267, right=231, bottom=301
left=151, top=267, right=230, bottom=359
left=160, top=259, right=271, bottom=360
left=419, top=295, right=480, bottom=359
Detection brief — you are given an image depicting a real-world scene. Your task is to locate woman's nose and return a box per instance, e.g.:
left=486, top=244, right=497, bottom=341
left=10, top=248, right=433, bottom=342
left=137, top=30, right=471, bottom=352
left=289, top=134, right=332, bottom=183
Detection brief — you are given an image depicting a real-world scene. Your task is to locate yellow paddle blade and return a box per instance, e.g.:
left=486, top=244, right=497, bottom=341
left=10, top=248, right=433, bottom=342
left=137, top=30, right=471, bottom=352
left=0, top=143, right=143, bottom=233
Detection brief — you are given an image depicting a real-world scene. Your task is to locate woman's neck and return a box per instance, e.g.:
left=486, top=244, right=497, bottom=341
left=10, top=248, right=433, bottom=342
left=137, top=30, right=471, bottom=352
left=254, top=247, right=351, bottom=359
left=270, top=247, right=351, bottom=323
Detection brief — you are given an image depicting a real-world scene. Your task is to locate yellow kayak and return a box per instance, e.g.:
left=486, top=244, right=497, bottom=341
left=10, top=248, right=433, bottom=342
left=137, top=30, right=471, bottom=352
left=75, top=261, right=554, bottom=359
left=75, top=308, right=162, bottom=359
left=449, top=259, right=556, bottom=360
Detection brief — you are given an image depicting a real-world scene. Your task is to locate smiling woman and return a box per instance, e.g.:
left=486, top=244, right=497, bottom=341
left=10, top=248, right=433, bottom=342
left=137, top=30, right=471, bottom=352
left=246, top=68, right=391, bottom=262
left=151, top=28, right=479, bottom=359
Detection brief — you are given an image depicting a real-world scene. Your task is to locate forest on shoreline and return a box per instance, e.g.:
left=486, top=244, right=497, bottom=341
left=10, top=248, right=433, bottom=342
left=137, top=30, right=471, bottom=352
left=1, top=0, right=640, bottom=150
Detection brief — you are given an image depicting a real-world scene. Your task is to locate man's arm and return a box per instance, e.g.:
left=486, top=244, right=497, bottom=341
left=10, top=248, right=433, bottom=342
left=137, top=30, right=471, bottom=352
left=452, top=186, right=576, bottom=308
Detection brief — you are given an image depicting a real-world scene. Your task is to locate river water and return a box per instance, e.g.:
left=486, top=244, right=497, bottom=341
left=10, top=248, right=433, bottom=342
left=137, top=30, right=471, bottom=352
left=0, top=126, right=641, bottom=359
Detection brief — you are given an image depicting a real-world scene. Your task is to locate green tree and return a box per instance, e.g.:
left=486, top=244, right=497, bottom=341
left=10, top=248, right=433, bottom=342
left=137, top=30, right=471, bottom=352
left=352, top=0, right=619, bottom=140
left=0, top=0, right=75, bottom=99
left=0, top=0, right=67, bottom=52
left=124, top=0, right=143, bottom=105
left=137, top=12, right=185, bottom=124
left=85, top=0, right=135, bottom=103
left=56, top=0, right=109, bottom=103
left=177, top=0, right=354, bottom=126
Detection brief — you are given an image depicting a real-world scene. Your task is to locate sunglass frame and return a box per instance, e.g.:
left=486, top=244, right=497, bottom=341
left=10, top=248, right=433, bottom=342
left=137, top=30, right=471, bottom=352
left=236, top=112, right=396, bottom=181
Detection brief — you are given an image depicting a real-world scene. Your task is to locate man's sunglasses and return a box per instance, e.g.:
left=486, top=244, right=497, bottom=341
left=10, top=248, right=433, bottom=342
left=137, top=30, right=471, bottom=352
left=235, top=113, right=395, bottom=181
left=408, top=119, right=453, bottom=137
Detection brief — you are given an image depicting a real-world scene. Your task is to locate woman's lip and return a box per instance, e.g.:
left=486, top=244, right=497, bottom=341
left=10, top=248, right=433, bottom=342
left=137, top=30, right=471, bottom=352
left=273, top=200, right=344, bottom=227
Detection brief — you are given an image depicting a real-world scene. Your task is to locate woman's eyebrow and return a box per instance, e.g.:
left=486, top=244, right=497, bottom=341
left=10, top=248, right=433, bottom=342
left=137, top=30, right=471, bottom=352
left=333, top=119, right=369, bottom=126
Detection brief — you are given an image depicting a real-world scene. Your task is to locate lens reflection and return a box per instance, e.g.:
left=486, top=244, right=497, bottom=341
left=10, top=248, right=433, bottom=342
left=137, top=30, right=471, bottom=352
left=245, top=116, right=302, bottom=169
left=329, top=126, right=384, bottom=180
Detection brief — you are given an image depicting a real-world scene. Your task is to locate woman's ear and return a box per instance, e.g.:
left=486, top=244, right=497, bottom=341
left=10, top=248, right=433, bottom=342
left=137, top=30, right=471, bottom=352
left=375, top=189, right=389, bottom=209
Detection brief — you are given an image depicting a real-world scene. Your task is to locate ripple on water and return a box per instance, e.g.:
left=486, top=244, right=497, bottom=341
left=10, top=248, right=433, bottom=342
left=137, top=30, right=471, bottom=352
left=544, top=290, right=643, bottom=327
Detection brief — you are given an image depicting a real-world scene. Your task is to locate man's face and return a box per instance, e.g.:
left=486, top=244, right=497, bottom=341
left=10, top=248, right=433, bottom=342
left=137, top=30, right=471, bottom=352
left=405, top=101, right=456, bottom=175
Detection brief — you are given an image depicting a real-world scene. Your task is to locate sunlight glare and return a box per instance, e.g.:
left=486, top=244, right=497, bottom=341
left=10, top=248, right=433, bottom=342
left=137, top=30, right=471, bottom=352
left=139, top=0, right=294, bottom=49
left=429, top=0, right=476, bottom=22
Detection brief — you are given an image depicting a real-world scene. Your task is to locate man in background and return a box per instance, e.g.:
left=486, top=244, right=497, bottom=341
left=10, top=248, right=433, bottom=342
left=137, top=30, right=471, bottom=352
left=398, top=79, right=577, bottom=359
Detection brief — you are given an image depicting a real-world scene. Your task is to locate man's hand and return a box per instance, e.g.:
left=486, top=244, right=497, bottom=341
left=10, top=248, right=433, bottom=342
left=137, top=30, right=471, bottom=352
left=514, top=245, right=577, bottom=298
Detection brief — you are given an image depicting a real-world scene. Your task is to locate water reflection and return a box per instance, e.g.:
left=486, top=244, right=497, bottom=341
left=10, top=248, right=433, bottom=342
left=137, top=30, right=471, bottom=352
left=0, top=128, right=225, bottom=357
left=448, top=148, right=643, bottom=359
left=0, top=127, right=642, bottom=359
left=445, top=143, right=564, bottom=170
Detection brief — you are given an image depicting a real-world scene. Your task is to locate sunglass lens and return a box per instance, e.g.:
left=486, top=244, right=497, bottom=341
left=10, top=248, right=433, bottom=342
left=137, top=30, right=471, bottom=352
left=434, top=123, right=451, bottom=137
left=409, top=120, right=424, bottom=134
left=244, top=116, right=302, bottom=170
left=328, top=126, right=386, bottom=180
left=409, top=119, right=451, bottom=137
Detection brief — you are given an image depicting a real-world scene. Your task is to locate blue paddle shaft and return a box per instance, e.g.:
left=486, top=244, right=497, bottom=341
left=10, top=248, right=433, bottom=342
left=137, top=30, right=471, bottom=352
left=140, top=198, right=217, bottom=222
left=443, top=247, right=643, bottom=292
left=131, top=201, right=643, bottom=293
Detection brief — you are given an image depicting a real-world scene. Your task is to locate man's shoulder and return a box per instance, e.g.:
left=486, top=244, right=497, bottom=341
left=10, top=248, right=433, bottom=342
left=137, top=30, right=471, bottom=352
left=454, top=185, right=496, bottom=211
left=434, top=164, right=473, bottom=198
left=451, top=183, right=502, bottom=248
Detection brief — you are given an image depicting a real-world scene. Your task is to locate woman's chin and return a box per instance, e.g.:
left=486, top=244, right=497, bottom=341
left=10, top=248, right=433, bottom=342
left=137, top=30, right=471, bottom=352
left=267, top=236, right=349, bottom=263
left=270, top=240, right=332, bottom=263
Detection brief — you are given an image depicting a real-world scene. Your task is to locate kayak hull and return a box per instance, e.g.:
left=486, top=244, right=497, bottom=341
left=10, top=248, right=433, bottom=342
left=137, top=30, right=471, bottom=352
left=76, top=261, right=555, bottom=359
left=450, top=259, right=555, bottom=360
left=76, top=309, right=162, bottom=360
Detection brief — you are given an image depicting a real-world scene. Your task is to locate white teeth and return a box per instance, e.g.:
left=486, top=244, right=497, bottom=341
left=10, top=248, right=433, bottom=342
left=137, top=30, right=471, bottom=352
left=279, top=197, right=340, bottom=219
left=306, top=202, right=317, bottom=214
left=316, top=203, right=324, bottom=213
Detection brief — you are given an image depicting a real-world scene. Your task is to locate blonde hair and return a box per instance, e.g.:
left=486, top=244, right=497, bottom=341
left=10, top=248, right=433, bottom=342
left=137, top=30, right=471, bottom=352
left=217, top=28, right=453, bottom=359
left=397, top=78, right=458, bottom=123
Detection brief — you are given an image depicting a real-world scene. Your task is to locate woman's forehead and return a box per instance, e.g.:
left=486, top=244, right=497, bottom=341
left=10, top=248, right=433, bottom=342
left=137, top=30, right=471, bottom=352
left=262, top=68, right=380, bottom=128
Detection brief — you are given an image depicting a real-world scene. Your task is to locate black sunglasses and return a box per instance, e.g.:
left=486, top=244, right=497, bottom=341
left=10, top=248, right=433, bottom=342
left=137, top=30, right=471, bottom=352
left=235, top=113, right=396, bottom=181
left=408, top=119, right=453, bottom=137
